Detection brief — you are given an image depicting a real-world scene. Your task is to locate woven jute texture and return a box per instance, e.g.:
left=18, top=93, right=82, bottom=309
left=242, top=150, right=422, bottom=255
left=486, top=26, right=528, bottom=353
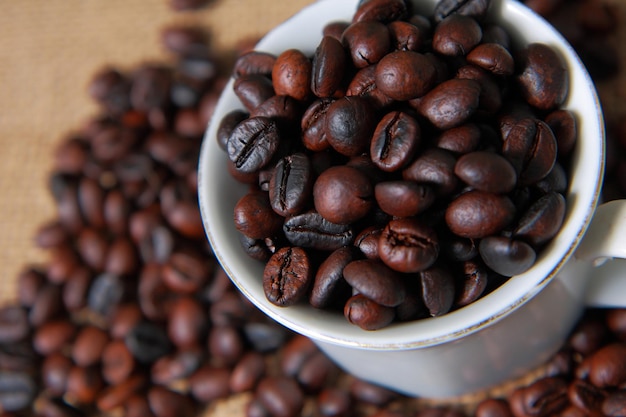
left=1, top=1, right=626, bottom=415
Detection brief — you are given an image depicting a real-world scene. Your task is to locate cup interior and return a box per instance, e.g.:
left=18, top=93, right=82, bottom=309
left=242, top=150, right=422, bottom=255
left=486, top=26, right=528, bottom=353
left=197, top=0, right=605, bottom=349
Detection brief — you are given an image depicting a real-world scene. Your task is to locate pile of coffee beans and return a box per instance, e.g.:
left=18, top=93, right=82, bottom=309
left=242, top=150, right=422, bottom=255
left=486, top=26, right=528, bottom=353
left=1, top=0, right=625, bottom=416
left=217, top=0, right=576, bottom=330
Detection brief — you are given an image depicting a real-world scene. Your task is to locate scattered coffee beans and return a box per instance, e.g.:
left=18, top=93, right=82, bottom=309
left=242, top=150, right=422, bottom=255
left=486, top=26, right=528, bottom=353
left=219, top=0, right=576, bottom=330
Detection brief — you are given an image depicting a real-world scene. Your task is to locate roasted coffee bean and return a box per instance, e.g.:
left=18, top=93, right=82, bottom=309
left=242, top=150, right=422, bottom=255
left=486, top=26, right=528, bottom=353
left=402, top=148, right=458, bottom=196
left=420, top=266, right=456, bottom=317
left=227, top=116, right=280, bottom=173
left=71, top=325, right=109, bottom=367
left=41, top=352, right=73, bottom=397
left=272, top=49, right=312, bottom=101
left=33, top=320, right=76, bottom=356
left=419, top=78, right=481, bottom=130
left=354, top=226, right=383, bottom=260
left=87, top=273, right=126, bottom=317
left=313, top=165, right=373, bottom=224
left=456, top=65, right=503, bottom=114
left=301, top=98, right=335, bottom=151
left=62, top=266, right=92, bottom=312
left=434, top=123, right=482, bottom=155
left=28, top=283, right=63, bottom=327
left=283, top=211, right=354, bottom=251
left=446, top=191, right=516, bottom=238
left=233, top=74, right=275, bottom=111
left=602, top=390, right=626, bottom=417
left=514, top=192, right=566, bottom=247
left=147, top=386, right=194, bottom=417
left=479, top=236, right=537, bottom=277
left=96, top=374, right=146, bottom=412
left=455, top=259, right=488, bottom=306
left=325, top=96, right=377, bottom=156
left=353, top=0, right=407, bottom=23
left=317, top=387, right=353, bottom=417
left=167, top=296, right=207, bottom=348
left=545, top=109, right=577, bottom=158
left=586, top=343, right=626, bottom=387
left=162, top=249, right=211, bottom=294
left=297, top=351, right=336, bottom=393
left=263, top=247, right=313, bottom=307
left=243, top=321, right=288, bottom=353
left=269, top=153, right=313, bottom=217
left=216, top=109, right=249, bottom=151
left=256, top=376, right=305, bottom=417
left=66, top=365, right=104, bottom=404
left=516, top=43, right=569, bottom=111
left=0, top=372, right=36, bottom=412
left=343, top=259, right=406, bottom=307
left=250, top=94, right=302, bottom=134
left=342, top=21, right=391, bottom=69
left=349, top=378, right=398, bottom=406
left=511, top=377, right=569, bottom=417
left=370, top=111, right=421, bottom=172
left=346, top=64, right=395, bottom=109
left=0, top=306, right=29, bottom=344
left=280, top=335, right=318, bottom=377
left=101, top=339, right=135, bottom=385
left=234, top=191, right=284, bottom=240
left=454, top=151, right=517, bottom=193
left=230, top=351, right=266, bottom=393
left=467, top=43, right=514, bottom=76
left=433, top=14, right=483, bottom=56
left=208, top=325, right=245, bottom=367
left=375, top=51, right=437, bottom=100
left=475, top=398, right=514, bottom=417
left=310, top=247, right=356, bottom=309
left=344, top=294, right=395, bottom=330
left=234, top=51, right=277, bottom=78
left=388, top=20, right=426, bottom=52
left=379, top=218, right=439, bottom=273
left=568, top=379, right=607, bottom=415
left=442, top=235, right=478, bottom=262
left=125, top=321, right=171, bottom=364
left=150, top=347, right=202, bottom=386
left=16, top=268, right=45, bottom=308
left=189, top=365, right=232, bottom=402
left=433, top=0, right=491, bottom=22
left=311, top=36, right=348, bottom=98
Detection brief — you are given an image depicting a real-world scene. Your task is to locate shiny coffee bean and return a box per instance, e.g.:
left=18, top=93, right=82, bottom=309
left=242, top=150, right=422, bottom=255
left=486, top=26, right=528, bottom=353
left=467, top=43, right=514, bottom=76
left=312, top=36, right=348, bottom=98
left=234, top=51, right=277, bottom=78
left=388, top=20, right=426, bottom=52
left=342, top=21, right=391, bottom=69
left=343, top=259, right=407, bottom=307
left=344, top=294, right=395, bottom=330
left=587, top=343, right=626, bottom=387
left=353, top=0, right=407, bottom=23
left=420, top=266, right=456, bottom=317
left=101, top=339, right=135, bottom=385
left=375, top=181, right=435, bottom=219
left=511, top=377, right=569, bottom=417
left=433, top=14, right=483, bottom=56
left=256, top=376, right=305, bottom=417
left=189, top=365, right=231, bottom=402
left=313, top=165, right=373, bottom=224
left=324, top=96, right=377, bottom=156
left=433, top=0, right=491, bottom=22
left=446, top=191, right=516, bottom=238
left=354, top=226, right=383, bottom=260
left=310, top=247, right=356, bottom=309
left=516, top=43, right=569, bottom=111
left=301, top=98, right=334, bottom=151
left=71, top=325, right=109, bottom=367
left=167, top=296, right=207, bottom=348
left=514, top=191, right=566, bottom=247
left=379, top=218, right=439, bottom=273
left=233, top=74, right=275, bottom=111
left=375, top=51, right=437, bottom=100
left=230, top=351, right=266, bottom=393
left=455, top=259, right=488, bottom=306
left=346, top=64, right=395, bottom=109
left=545, top=109, right=577, bottom=158
left=283, top=211, right=354, bottom=251
left=370, top=110, right=421, bottom=172
left=234, top=191, right=284, bottom=240
left=479, top=236, right=537, bottom=277
left=269, top=153, right=313, bottom=217
left=317, top=387, right=353, bottom=417
left=419, top=78, right=481, bottom=130
left=454, top=151, right=517, bottom=193
left=227, top=116, right=280, bottom=173
left=272, top=49, right=312, bottom=101
left=263, top=247, right=313, bottom=307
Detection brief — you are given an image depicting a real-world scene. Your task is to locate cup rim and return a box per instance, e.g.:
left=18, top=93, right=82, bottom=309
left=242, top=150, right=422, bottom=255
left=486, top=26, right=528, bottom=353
left=198, top=0, right=605, bottom=350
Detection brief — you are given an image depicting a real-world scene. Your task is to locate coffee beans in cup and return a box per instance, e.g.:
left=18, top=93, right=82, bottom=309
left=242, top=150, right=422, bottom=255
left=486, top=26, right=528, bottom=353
left=218, top=0, right=576, bottom=330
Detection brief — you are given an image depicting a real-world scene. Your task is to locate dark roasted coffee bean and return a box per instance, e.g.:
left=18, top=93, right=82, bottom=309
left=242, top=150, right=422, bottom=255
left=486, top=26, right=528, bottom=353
left=312, top=36, right=348, bottom=98
left=467, top=43, right=514, bottom=76
left=33, top=320, right=76, bottom=356
left=263, top=247, right=313, bottom=307
left=375, top=181, right=435, bottom=218
left=455, top=259, right=488, bottom=306
left=514, top=192, right=566, bottom=247
left=602, top=390, right=626, bottom=417
left=66, top=365, right=104, bottom=404
left=125, top=321, right=172, bottom=364
left=0, top=306, right=29, bottom=344
left=456, top=65, right=503, bottom=114
left=272, top=49, right=312, bottom=101
left=433, top=14, right=483, bottom=56
left=283, top=212, right=354, bottom=251
left=297, top=351, right=336, bottom=393
left=516, top=43, right=569, bottom=111
left=379, top=218, right=439, bottom=273
left=370, top=111, right=421, bottom=172
left=354, top=226, right=383, bottom=260
left=230, top=351, right=266, bottom=393
left=545, top=109, right=577, bottom=158
left=512, top=377, right=569, bottom=417
left=388, top=20, right=426, bottom=52
left=188, top=365, right=231, bottom=402
left=446, top=191, right=516, bottom=238
left=433, top=0, right=491, bottom=22
left=344, top=294, right=395, bottom=330
left=313, top=165, right=373, bottom=224
left=419, top=78, right=481, bottom=130
left=147, top=386, right=194, bottom=417
left=101, top=339, right=135, bottom=385
left=269, top=153, right=313, bottom=217
left=301, top=98, right=334, bottom=151
left=442, top=235, right=478, bottom=262
left=71, top=325, right=109, bottom=367
left=568, top=379, right=607, bottom=416
left=420, top=266, right=456, bottom=317
left=375, top=51, right=437, bottom=101
left=62, top=266, right=91, bottom=312
left=342, top=21, right=391, bottom=69
left=587, top=343, right=626, bottom=387
left=475, top=398, right=514, bottom=417
left=454, top=151, right=517, bottom=193
left=216, top=109, right=248, bottom=151
left=435, top=123, right=482, bottom=155
left=343, top=259, right=406, bottom=307
left=167, top=296, right=207, bottom=349
left=353, top=0, right=407, bottom=23
left=349, top=377, right=398, bottom=406
left=234, top=51, right=277, bottom=78
left=346, top=64, right=394, bottom=109
left=403, top=148, right=458, bottom=196
left=317, top=387, right=352, bottom=417
left=256, top=376, right=305, bottom=417
left=310, top=247, right=356, bottom=309
left=227, top=116, right=280, bottom=173
left=233, top=74, right=275, bottom=111
left=234, top=191, right=284, bottom=240
left=280, top=335, right=318, bottom=377
left=96, top=374, right=146, bottom=412
left=0, top=372, right=36, bottom=412
left=325, top=96, right=377, bottom=156
left=479, top=236, right=537, bottom=276
left=41, top=352, right=73, bottom=397
left=88, top=273, right=126, bottom=317
left=28, top=283, right=62, bottom=327
left=208, top=325, right=244, bottom=367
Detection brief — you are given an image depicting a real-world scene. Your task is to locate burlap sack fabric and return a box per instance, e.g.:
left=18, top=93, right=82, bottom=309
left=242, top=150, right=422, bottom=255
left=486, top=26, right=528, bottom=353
left=1, top=0, right=625, bottom=415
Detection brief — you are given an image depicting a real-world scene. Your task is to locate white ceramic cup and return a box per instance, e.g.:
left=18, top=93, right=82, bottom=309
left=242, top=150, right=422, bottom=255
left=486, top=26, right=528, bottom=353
left=198, top=0, right=626, bottom=398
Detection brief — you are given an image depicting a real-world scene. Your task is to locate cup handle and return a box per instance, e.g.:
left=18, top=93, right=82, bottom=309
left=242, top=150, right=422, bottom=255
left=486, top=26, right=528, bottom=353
left=575, top=199, right=626, bottom=307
